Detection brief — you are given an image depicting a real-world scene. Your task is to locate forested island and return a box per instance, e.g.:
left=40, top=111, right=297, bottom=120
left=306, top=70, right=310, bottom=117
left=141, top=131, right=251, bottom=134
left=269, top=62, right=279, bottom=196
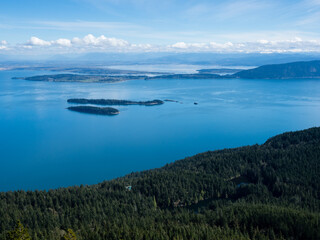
left=67, top=98, right=164, bottom=106
left=67, top=106, right=119, bottom=115
left=1, top=127, right=320, bottom=239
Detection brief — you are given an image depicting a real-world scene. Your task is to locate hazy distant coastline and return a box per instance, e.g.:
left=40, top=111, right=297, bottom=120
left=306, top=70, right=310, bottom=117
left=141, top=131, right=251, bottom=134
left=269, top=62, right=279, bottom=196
left=12, top=60, right=320, bottom=82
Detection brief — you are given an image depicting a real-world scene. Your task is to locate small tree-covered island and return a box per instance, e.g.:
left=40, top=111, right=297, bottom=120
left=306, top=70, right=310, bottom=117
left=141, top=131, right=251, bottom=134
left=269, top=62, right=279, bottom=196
left=1, top=127, right=320, bottom=240
left=67, top=106, right=120, bottom=115
left=66, top=99, right=164, bottom=116
left=67, top=98, right=164, bottom=106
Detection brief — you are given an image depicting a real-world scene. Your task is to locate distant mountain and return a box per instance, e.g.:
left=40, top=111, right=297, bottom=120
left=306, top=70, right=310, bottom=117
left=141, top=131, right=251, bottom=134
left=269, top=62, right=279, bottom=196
left=233, top=60, right=320, bottom=79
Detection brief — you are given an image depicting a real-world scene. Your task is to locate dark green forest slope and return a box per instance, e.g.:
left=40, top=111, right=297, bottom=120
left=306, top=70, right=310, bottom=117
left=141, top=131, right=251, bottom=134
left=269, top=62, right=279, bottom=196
left=1, top=127, right=320, bottom=239
left=233, top=60, right=320, bottom=79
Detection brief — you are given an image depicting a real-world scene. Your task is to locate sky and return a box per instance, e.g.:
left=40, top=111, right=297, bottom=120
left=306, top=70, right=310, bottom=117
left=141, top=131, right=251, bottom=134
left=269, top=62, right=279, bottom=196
left=1, top=0, right=320, bottom=54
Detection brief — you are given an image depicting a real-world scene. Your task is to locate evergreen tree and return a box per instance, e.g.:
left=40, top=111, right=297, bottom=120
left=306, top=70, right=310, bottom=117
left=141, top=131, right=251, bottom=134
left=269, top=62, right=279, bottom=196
left=62, top=229, right=77, bottom=240
left=7, top=220, right=31, bottom=240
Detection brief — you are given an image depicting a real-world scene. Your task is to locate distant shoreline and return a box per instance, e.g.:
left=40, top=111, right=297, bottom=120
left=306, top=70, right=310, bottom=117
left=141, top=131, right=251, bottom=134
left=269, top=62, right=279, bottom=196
left=12, top=60, right=320, bottom=82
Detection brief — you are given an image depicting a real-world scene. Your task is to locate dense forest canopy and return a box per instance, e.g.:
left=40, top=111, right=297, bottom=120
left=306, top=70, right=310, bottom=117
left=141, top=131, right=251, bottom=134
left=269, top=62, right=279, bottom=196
left=1, top=127, right=319, bottom=239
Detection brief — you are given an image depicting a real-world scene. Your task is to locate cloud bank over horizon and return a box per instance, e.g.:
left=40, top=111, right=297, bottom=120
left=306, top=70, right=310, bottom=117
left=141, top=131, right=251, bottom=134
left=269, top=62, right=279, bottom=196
left=2, top=34, right=320, bottom=55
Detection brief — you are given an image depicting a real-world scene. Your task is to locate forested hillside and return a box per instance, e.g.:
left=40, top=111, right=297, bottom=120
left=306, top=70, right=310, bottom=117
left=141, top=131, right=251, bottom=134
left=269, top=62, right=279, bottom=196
left=233, top=60, right=320, bottom=79
left=1, top=127, right=320, bottom=240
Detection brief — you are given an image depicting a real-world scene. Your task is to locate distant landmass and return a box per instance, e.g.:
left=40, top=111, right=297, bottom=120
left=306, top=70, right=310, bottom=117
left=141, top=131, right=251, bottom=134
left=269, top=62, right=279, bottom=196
left=155, top=60, right=320, bottom=79
left=13, top=60, right=320, bottom=82
left=14, top=74, right=146, bottom=83
left=67, top=98, right=164, bottom=106
left=232, top=60, right=320, bottom=79
left=10, top=66, right=164, bottom=75
left=197, top=68, right=243, bottom=74
left=147, top=73, right=223, bottom=79
left=67, top=106, right=119, bottom=115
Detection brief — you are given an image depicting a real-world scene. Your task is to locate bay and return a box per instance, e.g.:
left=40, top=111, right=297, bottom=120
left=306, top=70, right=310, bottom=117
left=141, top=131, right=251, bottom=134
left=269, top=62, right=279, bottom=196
left=1, top=69, right=320, bottom=191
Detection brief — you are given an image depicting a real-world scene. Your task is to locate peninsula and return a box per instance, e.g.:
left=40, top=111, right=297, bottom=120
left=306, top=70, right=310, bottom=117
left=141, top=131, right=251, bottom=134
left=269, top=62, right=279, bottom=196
left=67, top=98, right=164, bottom=106
left=14, top=74, right=146, bottom=83
left=67, top=106, right=119, bottom=115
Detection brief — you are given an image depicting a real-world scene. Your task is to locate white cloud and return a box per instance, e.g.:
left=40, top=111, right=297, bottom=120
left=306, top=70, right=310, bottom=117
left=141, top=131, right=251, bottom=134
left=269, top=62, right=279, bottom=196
left=23, top=34, right=130, bottom=50
left=54, top=38, right=72, bottom=47
left=171, top=41, right=238, bottom=52
left=71, top=37, right=82, bottom=44
left=0, top=40, right=8, bottom=50
left=209, top=42, right=234, bottom=49
left=23, top=45, right=33, bottom=49
left=27, top=37, right=51, bottom=46
left=20, top=34, right=154, bottom=53
left=169, top=37, right=320, bottom=53
left=10, top=34, right=320, bottom=54
left=80, top=34, right=129, bottom=47
left=172, top=42, right=188, bottom=49
left=258, top=40, right=269, bottom=44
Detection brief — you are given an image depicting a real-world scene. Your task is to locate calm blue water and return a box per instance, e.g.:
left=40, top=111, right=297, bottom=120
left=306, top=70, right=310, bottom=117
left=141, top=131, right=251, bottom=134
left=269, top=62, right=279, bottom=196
left=1, top=70, right=320, bottom=191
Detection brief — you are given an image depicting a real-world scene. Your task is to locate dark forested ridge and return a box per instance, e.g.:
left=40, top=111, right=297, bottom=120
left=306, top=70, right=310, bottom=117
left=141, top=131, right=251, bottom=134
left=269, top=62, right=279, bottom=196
left=1, top=127, right=320, bottom=239
left=232, top=60, right=320, bottom=79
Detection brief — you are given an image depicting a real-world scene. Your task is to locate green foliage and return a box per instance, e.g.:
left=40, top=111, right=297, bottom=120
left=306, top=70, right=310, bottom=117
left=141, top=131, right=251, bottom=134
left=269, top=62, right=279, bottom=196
left=7, top=220, right=31, bottom=240
left=62, top=229, right=77, bottom=240
left=0, top=127, right=320, bottom=239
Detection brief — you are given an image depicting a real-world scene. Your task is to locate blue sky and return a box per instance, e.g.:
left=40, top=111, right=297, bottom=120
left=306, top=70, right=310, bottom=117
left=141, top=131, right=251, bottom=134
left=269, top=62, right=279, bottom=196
left=1, top=0, right=320, bottom=54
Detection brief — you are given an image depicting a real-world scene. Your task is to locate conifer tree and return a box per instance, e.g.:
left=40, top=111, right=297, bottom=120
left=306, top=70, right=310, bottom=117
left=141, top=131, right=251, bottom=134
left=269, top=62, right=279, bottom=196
left=62, top=229, right=77, bottom=240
